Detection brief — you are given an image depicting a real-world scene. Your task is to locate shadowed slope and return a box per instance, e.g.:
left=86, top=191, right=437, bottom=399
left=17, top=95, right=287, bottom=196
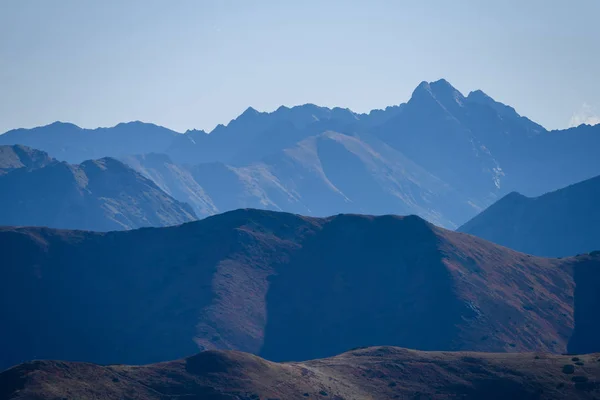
left=458, top=175, right=600, bottom=257
left=569, top=252, right=600, bottom=354
left=261, top=215, right=464, bottom=361
left=0, top=209, right=594, bottom=371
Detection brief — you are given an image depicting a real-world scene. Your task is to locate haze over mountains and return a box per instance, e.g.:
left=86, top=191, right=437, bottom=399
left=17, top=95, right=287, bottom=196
left=460, top=175, right=600, bottom=258
left=1, top=79, right=599, bottom=399
left=5, top=0, right=600, bottom=398
left=2, top=79, right=599, bottom=228
left=1, top=209, right=599, bottom=372
left=0, top=145, right=196, bottom=231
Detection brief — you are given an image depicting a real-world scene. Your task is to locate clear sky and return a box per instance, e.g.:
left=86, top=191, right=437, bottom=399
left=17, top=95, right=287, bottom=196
left=1, top=0, right=599, bottom=133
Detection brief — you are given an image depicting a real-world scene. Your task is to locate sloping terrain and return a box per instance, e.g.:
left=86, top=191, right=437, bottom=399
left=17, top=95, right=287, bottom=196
left=0, top=145, right=196, bottom=231
left=2, top=347, right=600, bottom=400
left=458, top=175, right=600, bottom=257
left=0, top=145, right=53, bottom=175
left=0, top=209, right=596, bottom=371
left=121, top=152, right=218, bottom=218
left=127, top=132, right=473, bottom=228
left=3, top=80, right=599, bottom=228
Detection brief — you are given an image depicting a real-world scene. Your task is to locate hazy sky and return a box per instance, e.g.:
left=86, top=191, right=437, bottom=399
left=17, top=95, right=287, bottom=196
left=1, top=0, right=599, bottom=133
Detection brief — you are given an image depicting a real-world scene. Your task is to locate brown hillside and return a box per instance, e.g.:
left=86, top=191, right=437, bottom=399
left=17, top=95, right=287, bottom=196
left=0, top=209, right=596, bottom=370
left=2, top=347, right=600, bottom=399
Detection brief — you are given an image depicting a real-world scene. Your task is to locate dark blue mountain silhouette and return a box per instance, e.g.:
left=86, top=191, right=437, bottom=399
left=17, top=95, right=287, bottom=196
left=459, top=174, right=600, bottom=257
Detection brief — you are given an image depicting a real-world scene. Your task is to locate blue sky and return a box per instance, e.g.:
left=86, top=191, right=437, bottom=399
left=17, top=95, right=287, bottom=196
left=1, top=0, right=599, bottom=133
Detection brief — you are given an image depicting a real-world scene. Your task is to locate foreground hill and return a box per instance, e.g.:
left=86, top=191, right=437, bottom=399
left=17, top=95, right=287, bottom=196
left=1, top=209, right=598, bottom=370
left=2, top=347, right=600, bottom=399
left=0, top=145, right=196, bottom=231
left=459, top=175, right=600, bottom=257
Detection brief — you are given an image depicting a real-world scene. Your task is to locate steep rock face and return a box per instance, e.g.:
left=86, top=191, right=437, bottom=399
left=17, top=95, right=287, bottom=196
left=459, top=175, right=600, bottom=257
left=0, top=209, right=591, bottom=370
left=3, top=347, right=600, bottom=400
left=0, top=145, right=196, bottom=231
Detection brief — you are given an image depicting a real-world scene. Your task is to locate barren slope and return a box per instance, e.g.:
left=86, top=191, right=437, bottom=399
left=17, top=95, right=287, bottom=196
left=2, top=347, right=600, bottom=400
left=0, top=209, right=597, bottom=370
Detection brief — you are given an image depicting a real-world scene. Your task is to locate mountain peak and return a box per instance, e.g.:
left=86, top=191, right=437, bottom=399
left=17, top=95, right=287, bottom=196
left=430, top=78, right=455, bottom=89
left=465, top=89, right=546, bottom=133
left=115, top=120, right=145, bottom=126
left=112, top=121, right=165, bottom=130
left=81, top=156, right=130, bottom=172
left=467, top=89, right=491, bottom=101
left=410, top=79, right=465, bottom=107
left=46, top=121, right=81, bottom=130
left=430, top=79, right=463, bottom=98
left=241, top=106, right=260, bottom=117
left=0, top=144, right=54, bottom=172
left=413, top=80, right=432, bottom=94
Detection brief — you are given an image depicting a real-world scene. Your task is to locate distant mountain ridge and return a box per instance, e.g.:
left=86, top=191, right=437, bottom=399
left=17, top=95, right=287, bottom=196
left=1, top=79, right=598, bottom=227
left=459, top=175, right=600, bottom=257
left=1, top=209, right=598, bottom=370
left=0, top=145, right=196, bottom=231
left=125, top=131, right=471, bottom=227
left=0, top=121, right=178, bottom=164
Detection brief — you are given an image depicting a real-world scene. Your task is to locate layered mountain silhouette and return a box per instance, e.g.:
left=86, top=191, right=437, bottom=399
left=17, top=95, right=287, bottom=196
left=3, top=347, right=600, bottom=400
left=2, top=79, right=598, bottom=228
left=1, top=209, right=598, bottom=371
left=459, top=175, right=600, bottom=257
left=0, top=145, right=196, bottom=231
left=0, top=121, right=178, bottom=164
left=125, top=132, right=471, bottom=227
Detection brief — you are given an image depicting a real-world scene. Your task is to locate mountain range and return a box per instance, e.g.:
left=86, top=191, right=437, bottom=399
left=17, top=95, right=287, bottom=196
left=2, top=79, right=599, bottom=228
left=0, top=145, right=196, bottom=231
left=3, top=347, right=600, bottom=400
left=1, top=209, right=598, bottom=371
left=459, top=175, right=600, bottom=257
left=1, top=79, right=599, bottom=399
